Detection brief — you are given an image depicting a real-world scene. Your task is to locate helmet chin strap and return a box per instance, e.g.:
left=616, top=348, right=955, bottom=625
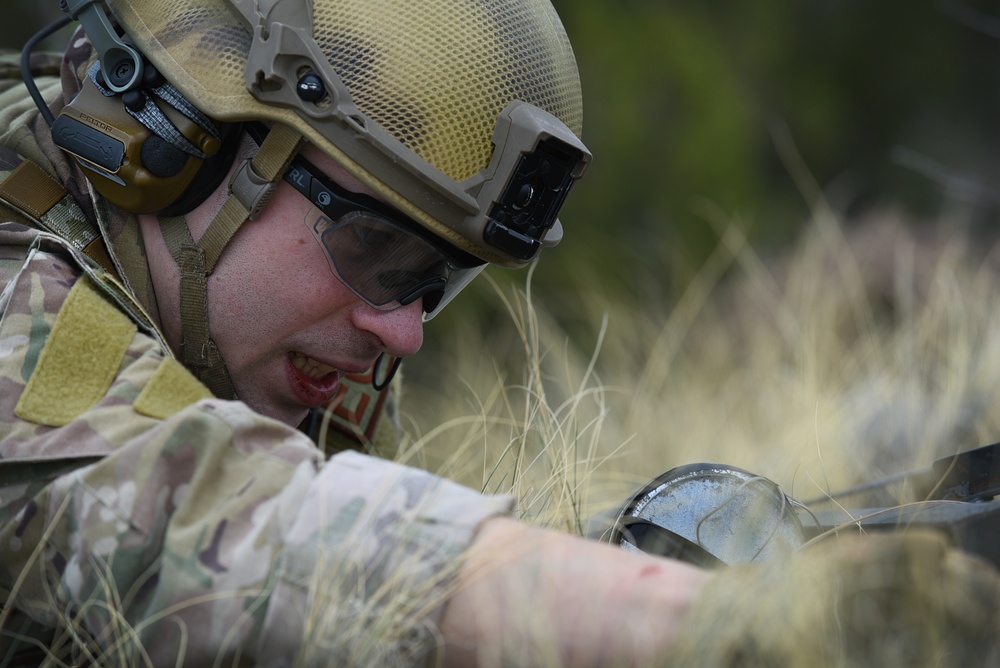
left=159, top=124, right=304, bottom=399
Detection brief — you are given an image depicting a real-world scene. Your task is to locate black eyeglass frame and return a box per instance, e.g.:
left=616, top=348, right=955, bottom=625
left=284, top=155, right=419, bottom=242
left=243, top=122, right=486, bottom=317
left=288, top=151, right=487, bottom=309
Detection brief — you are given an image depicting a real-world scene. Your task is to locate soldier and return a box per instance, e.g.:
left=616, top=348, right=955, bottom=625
left=0, top=0, right=717, bottom=665
left=2, top=1, right=1000, bottom=666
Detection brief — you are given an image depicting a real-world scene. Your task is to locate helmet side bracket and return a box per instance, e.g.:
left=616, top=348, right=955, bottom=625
left=62, top=0, right=144, bottom=92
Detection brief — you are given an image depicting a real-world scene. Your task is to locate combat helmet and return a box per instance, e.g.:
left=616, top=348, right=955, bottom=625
left=28, top=0, right=592, bottom=397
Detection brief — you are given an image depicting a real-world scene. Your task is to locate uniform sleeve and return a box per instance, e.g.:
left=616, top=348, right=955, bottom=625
left=0, top=236, right=514, bottom=666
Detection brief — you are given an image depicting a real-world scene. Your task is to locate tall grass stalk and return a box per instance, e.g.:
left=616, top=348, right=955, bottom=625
left=402, top=204, right=1000, bottom=529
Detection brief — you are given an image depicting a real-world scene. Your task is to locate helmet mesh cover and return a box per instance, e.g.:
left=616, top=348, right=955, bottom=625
left=114, top=0, right=584, bottom=182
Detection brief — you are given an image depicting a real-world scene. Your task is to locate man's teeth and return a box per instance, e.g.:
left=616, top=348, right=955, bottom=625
left=291, top=353, right=338, bottom=380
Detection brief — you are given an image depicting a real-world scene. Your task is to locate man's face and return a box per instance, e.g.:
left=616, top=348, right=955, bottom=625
left=152, top=143, right=426, bottom=427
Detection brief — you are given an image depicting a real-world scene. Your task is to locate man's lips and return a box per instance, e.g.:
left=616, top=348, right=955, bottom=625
left=286, top=352, right=343, bottom=407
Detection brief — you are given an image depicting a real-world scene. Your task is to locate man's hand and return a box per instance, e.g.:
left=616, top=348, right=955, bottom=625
left=668, top=530, right=1000, bottom=667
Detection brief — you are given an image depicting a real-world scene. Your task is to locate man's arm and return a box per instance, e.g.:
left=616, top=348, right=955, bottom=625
left=0, top=236, right=516, bottom=665
left=440, top=518, right=1000, bottom=667
left=440, top=516, right=711, bottom=667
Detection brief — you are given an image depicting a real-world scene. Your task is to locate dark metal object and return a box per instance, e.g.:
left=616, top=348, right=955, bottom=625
left=800, top=442, right=1000, bottom=569
left=61, top=0, right=144, bottom=92
left=601, top=443, right=1000, bottom=570
left=603, top=463, right=807, bottom=567
left=801, top=501, right=1000, bottom=569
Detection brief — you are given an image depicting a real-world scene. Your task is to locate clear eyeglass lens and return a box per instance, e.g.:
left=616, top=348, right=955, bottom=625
left=318, top=211, right=453, bottom=309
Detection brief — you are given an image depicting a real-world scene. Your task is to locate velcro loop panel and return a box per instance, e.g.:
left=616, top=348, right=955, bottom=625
left=0, top=161, right=118, bottom=279
left=0, top=160, right=65, bottom=219
left=134, top=356, right=213, bottom=419
left=15, top=276, right=137, bottom=426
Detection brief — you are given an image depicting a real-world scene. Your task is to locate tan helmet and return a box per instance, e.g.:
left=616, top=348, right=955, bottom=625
left=47, top=0, right=591, bottom=398
left=106, top=0, right=592, bottom=267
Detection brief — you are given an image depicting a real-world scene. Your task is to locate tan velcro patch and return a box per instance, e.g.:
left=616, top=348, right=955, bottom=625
left=0, top=160, right=66, bottom=220
left=135, top=356, right=212, bottom=420
left=16, top=276, right=137, bottom=426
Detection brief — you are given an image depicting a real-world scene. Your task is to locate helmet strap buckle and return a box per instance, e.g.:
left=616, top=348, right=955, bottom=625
left=230, top=157, right=276, bottom=222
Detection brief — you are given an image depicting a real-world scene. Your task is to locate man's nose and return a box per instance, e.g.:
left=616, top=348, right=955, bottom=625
left=352, top=297, right=425, bottom=358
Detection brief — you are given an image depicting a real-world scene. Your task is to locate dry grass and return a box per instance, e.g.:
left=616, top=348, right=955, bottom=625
left=389, top=197, right=1000, bottom=665
left=400, top=200, right=1000, bottom=534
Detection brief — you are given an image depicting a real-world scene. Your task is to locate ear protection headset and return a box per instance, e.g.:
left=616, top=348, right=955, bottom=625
left=23, top=0, right=242, bottom=216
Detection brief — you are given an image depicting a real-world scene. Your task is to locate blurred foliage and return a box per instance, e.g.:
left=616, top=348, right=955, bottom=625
left=442, top=0, right=1000, bottom=366
left=542, top=0, right=1000, bottom=302
left=7, top=1, right=1000, bottom=333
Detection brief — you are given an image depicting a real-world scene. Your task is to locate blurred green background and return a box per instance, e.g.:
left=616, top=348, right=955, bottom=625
left=544, top=0, right=1000, bottom=306
left=8, top=1, right=1000, bottom=322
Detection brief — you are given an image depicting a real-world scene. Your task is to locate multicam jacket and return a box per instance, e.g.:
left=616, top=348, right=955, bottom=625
left=0, top=38, right=512, bottom=667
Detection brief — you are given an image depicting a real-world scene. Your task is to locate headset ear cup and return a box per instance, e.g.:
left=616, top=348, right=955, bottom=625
left=51, top=72, right=230, bottom=215
left=156, top=122, right=243, bottom=216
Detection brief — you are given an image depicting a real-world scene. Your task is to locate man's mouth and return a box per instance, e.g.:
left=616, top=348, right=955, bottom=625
left=287, top=352, right=344, bottom=408
left=290, top=351, right=339, bottom=381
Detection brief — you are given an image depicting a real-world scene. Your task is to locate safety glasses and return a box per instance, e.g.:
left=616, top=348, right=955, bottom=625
left=283, top=154, right=486, bottom=320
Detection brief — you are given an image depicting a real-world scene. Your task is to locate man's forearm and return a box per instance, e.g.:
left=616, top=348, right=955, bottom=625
left=439, top=516, right=711, bottom=667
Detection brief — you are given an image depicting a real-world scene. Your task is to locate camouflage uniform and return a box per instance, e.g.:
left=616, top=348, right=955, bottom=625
left=0, top=36, right=512, bottom=667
